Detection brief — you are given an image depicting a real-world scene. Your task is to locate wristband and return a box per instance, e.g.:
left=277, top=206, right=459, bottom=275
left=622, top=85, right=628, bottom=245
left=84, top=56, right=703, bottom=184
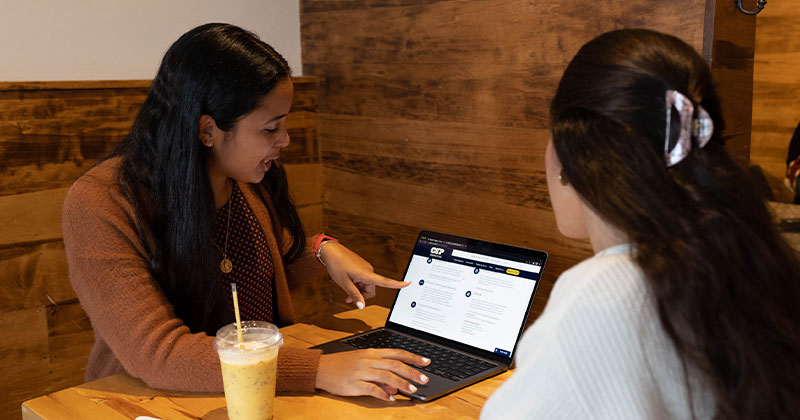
left=313, top=234, right=339, bottom=266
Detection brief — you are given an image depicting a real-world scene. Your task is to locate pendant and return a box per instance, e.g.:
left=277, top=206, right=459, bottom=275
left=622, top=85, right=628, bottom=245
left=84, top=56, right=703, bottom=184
left=220, top=258, right=233, bottom=274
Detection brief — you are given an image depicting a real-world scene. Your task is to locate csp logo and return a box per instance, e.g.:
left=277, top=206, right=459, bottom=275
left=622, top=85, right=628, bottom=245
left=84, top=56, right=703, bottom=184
left=430, top=247, right=445, bottom=256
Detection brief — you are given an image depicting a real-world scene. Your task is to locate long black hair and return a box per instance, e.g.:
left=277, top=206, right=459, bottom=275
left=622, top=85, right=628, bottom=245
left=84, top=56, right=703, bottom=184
left=113, top=23, right=305, bottom=335
left=551, top=29, right=800, bottom=419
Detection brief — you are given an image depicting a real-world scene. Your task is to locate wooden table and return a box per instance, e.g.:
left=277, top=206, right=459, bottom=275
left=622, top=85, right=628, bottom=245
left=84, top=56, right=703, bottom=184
left=22, top=305, right=507, bottom=419
left=769, top=201, right=800, bottom=251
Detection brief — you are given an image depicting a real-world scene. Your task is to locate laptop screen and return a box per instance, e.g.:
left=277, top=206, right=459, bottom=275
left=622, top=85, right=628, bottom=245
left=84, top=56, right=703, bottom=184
left=387, top=231, right=546, bottom=359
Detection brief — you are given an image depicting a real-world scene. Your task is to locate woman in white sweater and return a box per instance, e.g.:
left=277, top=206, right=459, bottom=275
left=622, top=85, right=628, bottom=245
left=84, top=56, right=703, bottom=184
left=482, top=29, right=800, bottom=419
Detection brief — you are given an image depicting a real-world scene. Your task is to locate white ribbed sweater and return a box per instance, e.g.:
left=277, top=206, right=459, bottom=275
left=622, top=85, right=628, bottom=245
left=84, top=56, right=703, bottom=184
left=481, top=244, right=715, bottom=419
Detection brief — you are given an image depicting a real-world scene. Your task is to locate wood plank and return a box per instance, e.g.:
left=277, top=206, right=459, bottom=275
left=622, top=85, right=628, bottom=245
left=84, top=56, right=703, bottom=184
left=0, top=188, right=68, bottom=246
left=0, top=80, right=151, bottom=91
left=750, top=0, right=800, bottom=201
left=11, top=358, right=90, bottom=420
left=302, top=0, right=705, bottom=64
left=0, top=78, right=317, bottom=93
left=286, top=110, right=319, bottom=129
left=752, top=14, right=800, bottom=55
left=290, top=76, right=321, bottom=87
left=0, top=241, right=74, bottom=312
left=751, top=129, right=796, bottom=203
left=298, top=203, right=324, bottom=236
left=320, top=114, right=545, bottom=169
left=0, top=93, right=144, bottom=123
left=0, top=307, right=49, bottom=378
left=283, top=127, right=320, bottom=163
left=0, top=158, right=106, bottom=197
left=302, top=0, right=453, bottom=13
left=47, top=301, right=93, bottom=364
left=1, top=302, right=93, bottom=420
left=0, top=163, right=320, bottom=246
left=286, top=163, right=323, bottom=207
left=289, top=271, right=335, bottom=324
left=753, top=54, right=800, bottom=86
left=323, top=167, right=591, bottom=266
left=301, top=61, right=555, bottom=129
left=0, top=89, right=141, bottom=195
left=289, top=81, right=319, bottom=114
left=704, top=0, right=757, bottom=163
left=0, top=77, right=319, bottom=195
left=302, top=0, right=705, bottom=128
left=320, top=115, right=550, bottom=210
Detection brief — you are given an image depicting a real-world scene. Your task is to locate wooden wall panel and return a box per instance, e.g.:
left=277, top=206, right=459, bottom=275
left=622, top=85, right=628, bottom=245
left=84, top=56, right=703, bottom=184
left=0, top=242, right=73, bottom=312
left=0, top=188, right=68, bottom=246
left=0, top=84, right=150, bottom=196
left=751, top=3, right=800, bottom=202
left=302, top=1, right=706, bottom=128
left=700, top=0, right=757, bottom=168
left=301, top=0, right=733, bottom=317
left=0, top=77, right=322, bottom=420
left=0, top=307, right=49, bottom=377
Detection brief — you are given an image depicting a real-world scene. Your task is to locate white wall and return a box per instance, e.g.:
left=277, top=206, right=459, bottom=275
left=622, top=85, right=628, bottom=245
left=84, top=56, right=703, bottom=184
left=0, top=0, right=302, bottom=81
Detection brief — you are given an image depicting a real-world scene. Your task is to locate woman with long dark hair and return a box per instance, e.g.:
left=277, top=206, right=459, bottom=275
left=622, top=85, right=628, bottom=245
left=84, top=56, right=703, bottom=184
left=62, top=23, right=429, bottom=401
left=482, top=29, right=800, bottom=419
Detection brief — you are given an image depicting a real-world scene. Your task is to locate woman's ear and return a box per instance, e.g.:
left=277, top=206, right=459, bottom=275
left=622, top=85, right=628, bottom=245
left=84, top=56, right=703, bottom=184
left=198, top=115, right=218, bottom=147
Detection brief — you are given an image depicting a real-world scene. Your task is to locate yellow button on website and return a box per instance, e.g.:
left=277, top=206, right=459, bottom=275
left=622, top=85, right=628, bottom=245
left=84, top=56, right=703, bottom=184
left=506, top=268, right=520, bottom=275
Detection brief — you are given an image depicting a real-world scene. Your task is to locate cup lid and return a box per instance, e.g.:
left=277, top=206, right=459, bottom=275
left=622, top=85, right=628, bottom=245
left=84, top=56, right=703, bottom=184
left=213, top=320, right=283, bottom=353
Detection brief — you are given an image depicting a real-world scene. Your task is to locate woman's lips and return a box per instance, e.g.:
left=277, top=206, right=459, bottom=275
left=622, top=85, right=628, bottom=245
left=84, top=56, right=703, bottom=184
left=261, top=156, right=278, bottom=171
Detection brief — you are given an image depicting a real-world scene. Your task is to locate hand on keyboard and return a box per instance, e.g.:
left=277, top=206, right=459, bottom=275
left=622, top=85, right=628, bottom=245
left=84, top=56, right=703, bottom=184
left=315, top=348, right=431, bottom=401
left=345, top=330, right=495, bottom=382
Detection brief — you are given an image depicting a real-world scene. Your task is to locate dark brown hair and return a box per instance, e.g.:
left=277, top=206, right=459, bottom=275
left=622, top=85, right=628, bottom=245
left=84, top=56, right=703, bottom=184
left=113, top=23, right=304, bottom=334
left=551, top=29, right=800, bottom=419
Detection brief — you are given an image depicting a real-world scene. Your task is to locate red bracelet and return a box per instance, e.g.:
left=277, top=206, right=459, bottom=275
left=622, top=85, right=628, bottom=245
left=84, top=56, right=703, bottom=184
left=313, top=234, right=339, bottom=265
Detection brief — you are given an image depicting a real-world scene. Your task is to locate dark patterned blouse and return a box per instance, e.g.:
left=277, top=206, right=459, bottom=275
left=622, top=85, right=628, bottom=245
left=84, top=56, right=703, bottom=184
left=213, top=182, right=276, bottom=323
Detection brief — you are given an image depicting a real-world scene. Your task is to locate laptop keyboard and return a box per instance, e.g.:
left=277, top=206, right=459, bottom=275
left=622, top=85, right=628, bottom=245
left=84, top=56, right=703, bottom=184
left=342, top=329, right=496, bottom=381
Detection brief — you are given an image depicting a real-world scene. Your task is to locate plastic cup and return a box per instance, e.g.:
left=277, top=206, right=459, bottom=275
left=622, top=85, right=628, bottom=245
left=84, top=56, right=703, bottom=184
left=213, top=321, right=283, bottom=420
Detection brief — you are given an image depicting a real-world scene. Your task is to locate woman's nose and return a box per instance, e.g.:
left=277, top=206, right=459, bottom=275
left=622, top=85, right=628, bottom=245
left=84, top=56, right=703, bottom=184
left=276, top=129, right=290, bottom=148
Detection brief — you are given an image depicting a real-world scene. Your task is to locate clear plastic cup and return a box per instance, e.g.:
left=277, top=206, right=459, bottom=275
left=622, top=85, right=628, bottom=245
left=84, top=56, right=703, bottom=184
left=213, top=321, right=283, bottom=420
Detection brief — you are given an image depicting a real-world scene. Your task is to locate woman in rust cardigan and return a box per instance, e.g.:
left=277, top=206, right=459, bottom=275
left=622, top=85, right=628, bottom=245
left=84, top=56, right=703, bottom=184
left=62, top=23, right=429, bottom=402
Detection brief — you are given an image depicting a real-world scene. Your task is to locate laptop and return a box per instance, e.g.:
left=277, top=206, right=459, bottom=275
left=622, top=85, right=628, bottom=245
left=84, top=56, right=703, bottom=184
left=312, top=230, right=547, bottom=401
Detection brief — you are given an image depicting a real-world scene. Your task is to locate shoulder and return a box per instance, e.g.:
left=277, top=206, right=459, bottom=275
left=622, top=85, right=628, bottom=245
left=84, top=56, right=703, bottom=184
left=62, top=157, right=136, bottom=237
left=547, top=249, right=648, bottom=321
left=519, top=250, right=652, bottom=361
left=64, top=157, right=124, bottom=209
left=495, top=250, right=673, bottom=418
left=530, top=250, right=654, bottom=359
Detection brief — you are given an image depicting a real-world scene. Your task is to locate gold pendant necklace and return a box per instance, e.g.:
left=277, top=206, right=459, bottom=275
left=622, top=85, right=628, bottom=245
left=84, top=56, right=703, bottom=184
left=214, top=181, right=234, bottom=274
left=220, top=257, right=233, bottom=274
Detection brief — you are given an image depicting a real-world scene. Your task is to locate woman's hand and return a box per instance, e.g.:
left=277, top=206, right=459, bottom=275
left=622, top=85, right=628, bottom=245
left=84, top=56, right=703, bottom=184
left=315, top=348, right=431, bottom=401
left=319, top=242, right=409, bottom=309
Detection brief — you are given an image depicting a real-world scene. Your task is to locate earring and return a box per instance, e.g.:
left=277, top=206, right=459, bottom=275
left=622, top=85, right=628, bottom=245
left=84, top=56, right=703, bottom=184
left=559, top=169, right=569, bottom=185
left=207, top=141, right=214, bottom=147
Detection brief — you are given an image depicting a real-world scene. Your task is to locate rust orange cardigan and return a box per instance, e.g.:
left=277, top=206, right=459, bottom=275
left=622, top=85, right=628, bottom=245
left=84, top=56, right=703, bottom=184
left=62, top=158, right=323, bottom=393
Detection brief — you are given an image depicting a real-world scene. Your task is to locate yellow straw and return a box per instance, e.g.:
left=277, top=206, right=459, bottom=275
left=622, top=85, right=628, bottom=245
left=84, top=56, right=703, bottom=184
left=231, top=283, right=243, bottom=342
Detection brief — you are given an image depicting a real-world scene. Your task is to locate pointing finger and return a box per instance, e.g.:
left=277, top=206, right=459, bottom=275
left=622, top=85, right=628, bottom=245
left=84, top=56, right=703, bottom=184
left=357, top=272, right=410, bottom=289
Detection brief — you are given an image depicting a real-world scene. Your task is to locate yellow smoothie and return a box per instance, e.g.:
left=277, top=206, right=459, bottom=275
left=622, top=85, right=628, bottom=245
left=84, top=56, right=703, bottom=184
left=219, top=351, right=278, bottom=420
left=214, top=321, right=283, bottom=420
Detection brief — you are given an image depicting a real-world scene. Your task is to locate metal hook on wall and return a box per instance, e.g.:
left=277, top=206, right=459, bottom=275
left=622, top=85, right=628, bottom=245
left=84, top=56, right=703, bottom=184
left=735, top=0, right=767, bottom=15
